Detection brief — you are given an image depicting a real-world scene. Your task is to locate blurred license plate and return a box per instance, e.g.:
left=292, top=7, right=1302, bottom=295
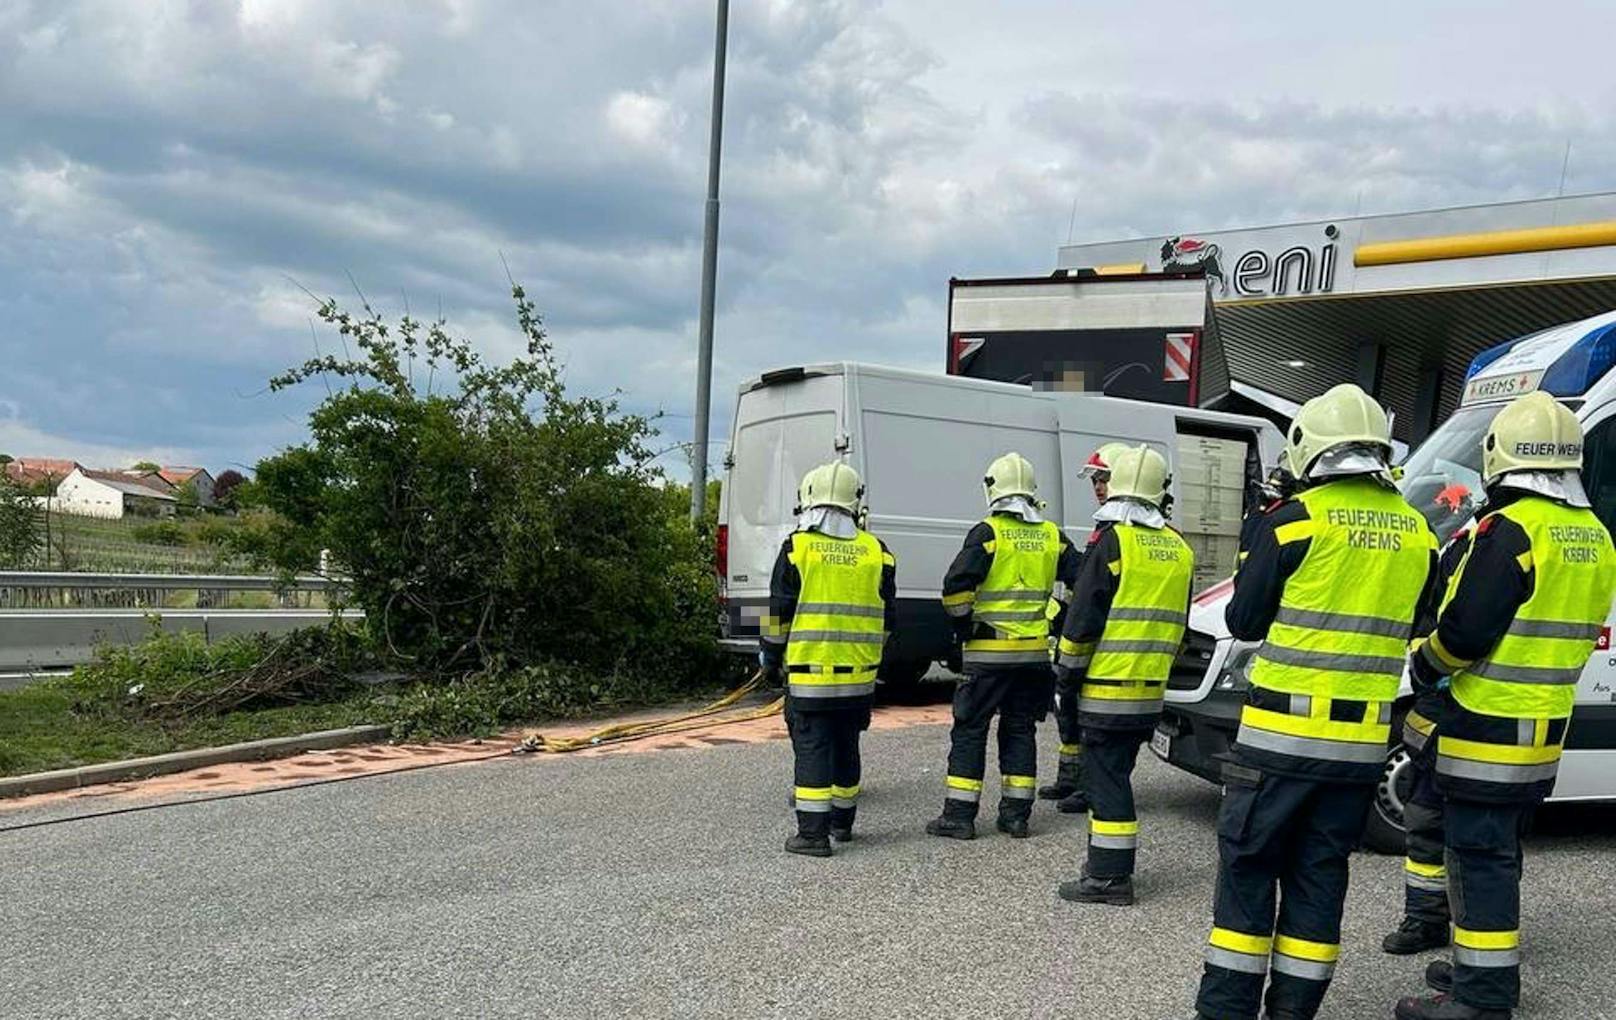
left=1150, top=728, right=1171, bottom=759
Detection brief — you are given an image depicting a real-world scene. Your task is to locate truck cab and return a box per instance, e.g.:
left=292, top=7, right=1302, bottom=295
left=1155, top=310, right=1616, bottom=852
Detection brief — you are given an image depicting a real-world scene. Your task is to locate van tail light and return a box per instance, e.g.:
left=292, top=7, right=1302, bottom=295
left=715, top=524, right=729, bottom=588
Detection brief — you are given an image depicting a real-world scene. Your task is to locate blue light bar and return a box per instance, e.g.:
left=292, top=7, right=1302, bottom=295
left=1464, top=340, right=1515, bottom=381
left=1540, top=321, right=1616, bottom=398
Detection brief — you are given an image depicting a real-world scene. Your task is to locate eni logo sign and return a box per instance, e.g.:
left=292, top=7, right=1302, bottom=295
left=1230, top=224, right=1340, bottom=298
left=1164, top=225, right=1342, bottom=298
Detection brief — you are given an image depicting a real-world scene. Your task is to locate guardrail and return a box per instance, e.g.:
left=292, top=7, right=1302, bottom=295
left=0, top=571, right=339, bottom=591
left=0, top=572, right=362, bottom=674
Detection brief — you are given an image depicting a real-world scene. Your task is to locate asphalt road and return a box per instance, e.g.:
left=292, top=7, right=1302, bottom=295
left=5, top=715, right=1616, bottom=1019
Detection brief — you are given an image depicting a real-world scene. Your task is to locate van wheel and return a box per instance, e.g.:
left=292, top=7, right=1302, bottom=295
left=1364, top=717, right=1413, bottom=856
left=877, top=658, right=933, bottom=702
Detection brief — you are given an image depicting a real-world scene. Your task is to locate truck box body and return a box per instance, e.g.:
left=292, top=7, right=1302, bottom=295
left=717, top=363, right=1282, bottom=680
left=947, top=273, right=1228, bottom=408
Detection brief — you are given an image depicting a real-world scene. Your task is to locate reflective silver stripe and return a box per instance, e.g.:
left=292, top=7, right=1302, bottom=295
left=1001, top=786, right=1036, bottom=800
left=795, top=602, right=884, bottom=618
left=1275, top=607, right=1410, bottom=639
left=1107, top=606, right=1188, bottom=624
left=963, top=649, right=1051, bottom=664
left=945, top=788, right=981, bottom=803
left=1236, top=724, right=1387, bottom=764
left=1435, top=756, right=1559, bottom=785
left=788, top=681, right=877, bottom=699
left=1270, top=954, right=1336, bottom=982
left=1094, top=639, right=1181, bottom=656
left=1379, top=702, right=1394, bottom=725
left=1402, top=723, right=1429, bottom=751
left=944, top=603, right=974, bottom=618
left=795, top=798, right=831, bottom=813
left=1050, top=581, right=1072, bottom=603
left=831, top=796, right=858, bottom=809
left=1517, top=718, right=1536, bottom=746
left=976, top=588, right=1046, bottom=602
left=1467, top=659, right=1583, bottom=685
left=975, top=609, right=1050, bottom=623
left=1057, top=653, right=1093, bottom=669
left=1090, top=834, right=1138, bottom=850
left=1257, top=645, right=1405, bottom=676
left=1059, top=751, right=1081, bottom=764
left=1507, top=619, right=1603, bottom=640
left=1454, top=946, right=1521, bottom=969
left=1286, top=694, right=1313, bottom=717
left=1204, top=946, right=1269, bottom=975
left=1406, top=874, right=1447, bottom=892
left=788, top=630, right=884, bottom=644
left=1079, top=697, right=1163, bottom=715
left=760, top=633, right=788, bottom=646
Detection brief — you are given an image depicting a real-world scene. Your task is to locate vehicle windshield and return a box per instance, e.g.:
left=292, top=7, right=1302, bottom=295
left=1397, top=404, right=1504, bottom=545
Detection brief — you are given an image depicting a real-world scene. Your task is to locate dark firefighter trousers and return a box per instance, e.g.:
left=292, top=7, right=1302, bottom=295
left=942, top=665, right=1050, bottom=822
left=1402, top=740, right=1449, bottom=925
left=1082, top=727, right=1148, bottom=878
left=1050, top=671, right=1085, bottom=792
left=1445, top=798, right=1532, bottom=1010
left=1195, top=771, right=1375, bottom=1020
left=789, top=697, right=870, bottom=838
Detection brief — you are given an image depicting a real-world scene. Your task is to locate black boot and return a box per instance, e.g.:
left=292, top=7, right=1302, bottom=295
left=1383, top=917, right=1451, bottom=955
left=829, top=807, right=855, bottom=843
left=1055, top=789, right=1089, bottom=814
left=1038, top=760, right=1082, bottom=800
left=785, top=834, right=832, bottom=857
left=926, top=816, right=977, bottom=840
left=926, top=799, right=978, bottom=840
left=1393, top=993, right=1510, bottom=1020
left=1425, top=960, right=1454, bottom=994
left=1056, top=873, right=1134, bottom=906
left=995, top=815, right=1030, bottom=838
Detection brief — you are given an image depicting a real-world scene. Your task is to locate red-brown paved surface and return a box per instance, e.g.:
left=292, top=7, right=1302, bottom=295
left=0, top=700, right=951, bottom=814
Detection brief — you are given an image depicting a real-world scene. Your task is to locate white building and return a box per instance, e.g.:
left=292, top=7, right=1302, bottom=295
left=54, top=468, right=179, bottom=519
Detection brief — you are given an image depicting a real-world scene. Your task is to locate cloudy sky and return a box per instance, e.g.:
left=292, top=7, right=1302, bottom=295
left=3, top=0, right=1614, bottom=477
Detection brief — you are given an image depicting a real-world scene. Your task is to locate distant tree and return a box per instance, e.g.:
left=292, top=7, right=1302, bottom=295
left=0, top=453, right=13, bottom=465
left=131, top=460, right=161, bottom=473
left=175, top=480, right=200, bottom=511
left=0, top=474, right=40, bottom=568
left=214, top=469, right=247, bottom=509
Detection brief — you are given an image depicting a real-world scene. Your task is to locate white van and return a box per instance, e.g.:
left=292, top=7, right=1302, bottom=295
left=716, top=362, right=1283, bottom=687
left=1157, top=310, right=1616, bottom=852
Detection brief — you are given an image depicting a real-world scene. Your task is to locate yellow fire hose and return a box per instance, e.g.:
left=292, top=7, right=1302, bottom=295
left=516, top=671, right=784, bottom=754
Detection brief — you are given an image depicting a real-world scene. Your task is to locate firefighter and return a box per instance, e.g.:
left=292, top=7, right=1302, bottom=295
left=760, top=461, right=896, bottom=858
left=1040, top=441, right=1128, bottom=812
left=1053, top=444, right=1194, bottom=905
left=1381, top=523, right=1476, bottom=956
left=1394, top=392, right=1616, bottom=1020
left=927, top=452, right=1078, bottom=840
left=1194, top=383, right=1440, bottom=1020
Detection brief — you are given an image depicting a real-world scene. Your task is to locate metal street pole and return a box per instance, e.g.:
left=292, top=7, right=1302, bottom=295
left=689, top=0, right=730, bottom=524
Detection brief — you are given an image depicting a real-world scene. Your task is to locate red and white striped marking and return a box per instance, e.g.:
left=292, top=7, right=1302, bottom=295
left=1164, top=332, right=1194, bottom=381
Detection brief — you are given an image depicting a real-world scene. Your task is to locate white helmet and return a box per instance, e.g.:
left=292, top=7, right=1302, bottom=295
left=1286, top=383, right=1392, bottom=480
left=983, top=452, right=1038, bottom=505
left=796, top=461, right=863, bottom=515
left=1482, top=391, right=1583, bottom=485
left=1106, top=445, right=1171, bottom=509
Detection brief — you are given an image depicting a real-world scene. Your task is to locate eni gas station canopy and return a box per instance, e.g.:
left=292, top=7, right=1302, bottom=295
left=1057, top=192, right=1616, bottom=441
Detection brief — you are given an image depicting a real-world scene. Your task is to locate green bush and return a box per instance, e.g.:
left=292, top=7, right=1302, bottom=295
left=129, top=520, right=187, bottom=546
left=241, top=284, right=726, bottom=690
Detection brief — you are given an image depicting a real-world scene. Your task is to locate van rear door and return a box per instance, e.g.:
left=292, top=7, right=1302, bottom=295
left=721, top=374, right=844, bottom=643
